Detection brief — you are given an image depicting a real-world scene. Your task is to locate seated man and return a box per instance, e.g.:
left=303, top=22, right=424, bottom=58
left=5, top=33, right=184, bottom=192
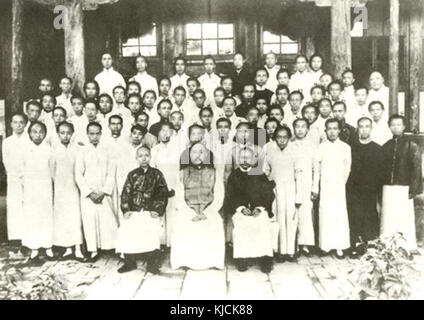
left=224, top=148, right=275, bottom=273
left=115, top=146, right=169, bottom=274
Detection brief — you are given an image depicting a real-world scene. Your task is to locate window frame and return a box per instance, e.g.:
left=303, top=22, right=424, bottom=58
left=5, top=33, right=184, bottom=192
left=184, top=22, right=235, bottom=60
left=260, top=26, right=301, bottom=58
left=120, top=23, right=161, bottom=59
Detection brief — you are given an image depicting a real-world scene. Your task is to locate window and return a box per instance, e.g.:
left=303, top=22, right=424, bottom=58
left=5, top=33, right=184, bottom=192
left=185, top=23, right=234, bottom=56
left=121, top=24, right=158, bottom=57
left=351, top=21, right=364, bottom=37
left=262, top=31, right=299, bottom=55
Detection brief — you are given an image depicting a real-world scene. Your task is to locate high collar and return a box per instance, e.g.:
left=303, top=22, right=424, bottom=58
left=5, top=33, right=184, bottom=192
left=103, top=67, right=114, bottom=72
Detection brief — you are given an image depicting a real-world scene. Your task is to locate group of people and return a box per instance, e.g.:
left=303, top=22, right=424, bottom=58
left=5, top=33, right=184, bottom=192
left=2, top=50, right=422, bottom=275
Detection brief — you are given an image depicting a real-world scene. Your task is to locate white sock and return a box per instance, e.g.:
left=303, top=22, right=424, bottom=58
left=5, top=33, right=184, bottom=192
left=46, top=248, right=54, bottom=257
left=63, top=248, right=73, bottom=257
left=75, top=246, right=84, bottom=258
left=336, top=249, right=343, bottom=256
left=30, top=249, right=39, bottom=259
left=90, top=251, right=98, bottom=259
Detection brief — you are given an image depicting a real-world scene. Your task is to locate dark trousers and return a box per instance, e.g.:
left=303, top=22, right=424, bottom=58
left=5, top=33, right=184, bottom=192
left=125, top=249, right=161, bottom=270
left=235, top=256, right=273, bottom=269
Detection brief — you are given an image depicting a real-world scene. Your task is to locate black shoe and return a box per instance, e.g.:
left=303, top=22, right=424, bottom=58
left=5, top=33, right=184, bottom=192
left=334, top=250, right=345, bottom=260
left=286, top=255, right=298, bottom=263
left=236, top=260, right=248, bottom=272
left=275, top=254, right=286, bottom=263
left=260, top=263, right=272, bottom=274
left=300, top=247, right=311, bottom=257
left=146, top=265, right=160, bottom=275
left=118, top=262, right=137, bottom=273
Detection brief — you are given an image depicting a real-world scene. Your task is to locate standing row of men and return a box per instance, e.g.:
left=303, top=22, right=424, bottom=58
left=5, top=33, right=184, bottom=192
left=2, top=51, right=422, bottom=275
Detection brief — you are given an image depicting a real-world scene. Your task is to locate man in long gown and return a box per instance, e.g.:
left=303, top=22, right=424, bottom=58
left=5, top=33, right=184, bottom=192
left=150, top=123, right=180, bottom=248
left=115, top=146, right=169, bottom=274
left=318, top=119, right=351, bottom=258
left=381, top=115, right=423, bottom=253
left=75, top=122, right=117, bottom=261
left=347, top=117, right=383, bottom=256
left=264, top=126, right=302, bottom=262
left=291, top=118, right=319, bottom=256
left=171, top=142, right=225, bottom=270
left=2, top=113, right=29, bottom=253
left=225, top=148, right=275, bottom=273
left=51, top=122, right=84, bottom=260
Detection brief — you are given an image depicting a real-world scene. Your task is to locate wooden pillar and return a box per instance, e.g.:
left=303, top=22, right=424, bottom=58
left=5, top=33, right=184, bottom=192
left=389, top=0, right=400, bottom=116
left=162, top=22, right=176, bottom=77
left=305, top=36, right=316, bottom=58
left=7, top=0, right=24, bottom=132
left=408, top=0, right=423, bottom=133
left=64, top=0, right=85, bottom=95
left=330, top=0, right=351, bottom=78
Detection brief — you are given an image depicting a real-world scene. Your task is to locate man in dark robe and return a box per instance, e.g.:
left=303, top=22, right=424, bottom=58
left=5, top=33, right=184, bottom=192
left=380, top=114, right=423, bottom=253
left=332, top=101, right=357, bottom=146
left=224, top=148, right=275, bottom=273
left=347, top=117, right=384, bottom=256
left=235, top=83, right=256, bottom=118
left=229, top=53, right=252, bottom=97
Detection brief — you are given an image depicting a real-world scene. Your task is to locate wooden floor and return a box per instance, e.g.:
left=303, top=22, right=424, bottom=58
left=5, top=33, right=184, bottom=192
left=1, top=245, right=423, bottom=300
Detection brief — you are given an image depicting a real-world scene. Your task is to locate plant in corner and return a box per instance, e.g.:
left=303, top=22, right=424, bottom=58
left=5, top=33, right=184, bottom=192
left=348, top=232, right=421, bottom=300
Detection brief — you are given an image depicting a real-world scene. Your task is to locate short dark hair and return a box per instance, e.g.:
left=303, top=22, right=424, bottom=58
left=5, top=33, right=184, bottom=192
left=309, top=53, right=323, bottom=66
left=220, top=76, right=233, bottom=85
left=127, top=81, right=141, bottom=92
left=53, top=106, right=67, bottom=117
left=85, top=98, right=99, bottom=109
left=135, top=111, right=149, bottom=122
left=264, top=117, right=281, bottom=128
left=188, top=124, right=205, bottom=137
left=318, top=98, right=332, bottom=108
left=158, top=76, right=171, bottom=86
left=357, top=116, right=372, bottom=127
left=368, top=100, right=384, bottom=111
left=113, top=85, right=126, bottom=95
left=193, top=89, right=206, bottom=98
left=295, top=54, right=308, bottom=63
left=332, top=101, right=347, bottom=111
left=131, top=123, right=147, bottom=135
left=388, top=114, right=406, bottom=127
left=214, top=87, right=226, bottom=95
left=274, top=125, right=292, bottom=140
left=203, top=55, right=216, bottom=64
left=276, top=68, right=290, bottom=79
left=98, top=93, right=114, bottom=105
left=11, top=112, right=28, bottom=124
left=174, top=56, right=186, bottom=65
left=187, top=77, right=200, bottom=87
left=86, top=121, right=102, bottom=133
left=40, top=93, right=57, bottom=106
left=173, top=86, right=187, bottom=95
left=276, top=84, right=290, bottom=95
left=293, top=117, right=310, bottom=129
left=84, top=80, right=99, bottom=93
left=310, top=85, right=326, bottom=95
left=28, top=121, right=47, bottom=135
left=342, top=69, right=354, bottom=78
left=325, top=118, right=340, bottom=129
left=109, top=114, right=123, bottom=125
left=223, top=96, right=236, bottom=106
left=216, top=117, right=231, bottom=128
left=57, top=121, right=74, bottom=133
left=255, top=67, right=269, bottom=78
left=26, top=100, right=42, bottom=112
left=157, top=99, right=173, bottom=110
left=126, top=93, right=143, bottom=107
left=71, top=95, right=85, bottom=104
left=302, top=104, right=318, bottom=117
left=199, top=106, right=214, bottom=117
left=143, top=90, right=157, bottom=100
left=268, top=105, right=284, bottom=117
left=328, top=80, right=343, bottom=90
left=289, top=90, right=304, bottom=101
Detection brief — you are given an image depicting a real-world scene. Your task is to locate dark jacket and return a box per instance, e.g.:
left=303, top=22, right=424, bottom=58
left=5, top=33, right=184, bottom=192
left=120, top=166, right=169, bottom=216
left=254, top=88, right=274, bottom=106
left=229, top=67, right=252, bottom=97
left=235, top=101, right=255, bottom=118
left=149, top=118, right=170, bottom=138
left=339, top=119, right=357, bottom=146
left=381, top=134, right=423, bottom=197
left=224, top=168, right=275, bottom=217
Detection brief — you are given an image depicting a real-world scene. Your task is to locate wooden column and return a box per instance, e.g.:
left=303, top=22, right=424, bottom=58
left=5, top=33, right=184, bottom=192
left=64, top=0, right=85, bottom=95
left=408, top=0, right=423, bottom=133
left=162, top=22, right=176, bottom=77
left=389, top=0, right=400, bottom=116
left=330, top=0, right=351, bottom=78
left=305, top=36, right=316, bottom=58
left=7, top=0, right=24, bottom=131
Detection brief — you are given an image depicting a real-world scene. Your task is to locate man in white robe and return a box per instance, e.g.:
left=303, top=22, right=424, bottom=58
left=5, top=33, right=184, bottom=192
left=2, top=113, right=29, bottom=250
left=130, top=56, right=159, bottom=97
left=94, top=53, right=126, bottom=97
left=264, top=52, right=280, bottom=93
left=151, top=123, right=180, bottom=247
left=264, top=126, right=302, bottom=262
left=75, top=122, right=117, bottom=261
left=367, top=71, right=389, bottom=120
left=369, top=101, right=392, bottom=146
left=56, top=77, right=74, bottom=117
left=198, top=56, right=221, bottom=107
left=291, top=118, right=319, bottom=256
left=51, top=122, right=84, bottom=260
left=290, top=55, right=315, bottom=101
left=170, top=57, right=190, bottom=95
left=22, top=122, right=54, bottom=260
left=317, top=119, right=351, bottom=258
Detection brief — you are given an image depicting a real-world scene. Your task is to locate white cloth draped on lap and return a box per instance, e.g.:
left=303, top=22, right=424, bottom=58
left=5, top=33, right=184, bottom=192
left=170, top=176, right=225, bottom=270
left=381, top=185, right=417, bottom=251
left=115, top=210, right=161, bottom=254
left=232, top=207, right=274, bottom=259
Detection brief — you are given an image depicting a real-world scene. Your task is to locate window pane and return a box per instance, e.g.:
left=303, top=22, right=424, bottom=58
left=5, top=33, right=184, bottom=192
left=140, top=26, right=156, bottom=45
left=263, top=31, right=280, bottom=43
left=351, top=21, right=364, bottom=37
left=218, top=24, right=233, bottom=38
left=186, top=23, right=201, bottom=39
left=218, top=39, right=234, bottom=55
left=122, top=46, right=140, bottom=57
left=263, top=43, right=280, bottom=54
left=122, top=38, right=139, bottom=46
left=186, top=40, right=202, bottom=55
left=140, top=46, right=157, bottom=57
left=202, top=23, right=218, bottom=39
left=281, top=43, right=299, bottom=54
left=281, top=35, right=296, bottom=43
left=203, top=40, right=218, bottom=55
